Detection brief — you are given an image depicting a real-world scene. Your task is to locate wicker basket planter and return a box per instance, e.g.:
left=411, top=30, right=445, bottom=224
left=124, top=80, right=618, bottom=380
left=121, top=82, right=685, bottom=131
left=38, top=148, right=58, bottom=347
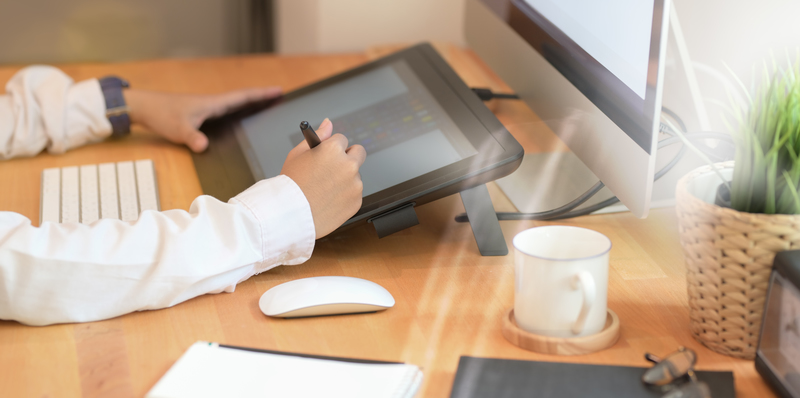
left=676, top=161, right=800, bottom=359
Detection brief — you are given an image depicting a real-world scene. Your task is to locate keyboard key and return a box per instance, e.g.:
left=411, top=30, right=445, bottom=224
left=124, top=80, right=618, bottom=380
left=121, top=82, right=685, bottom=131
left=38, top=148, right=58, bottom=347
left=116, top=161, right=139, bottom=222
left=135, top=160, right=159, bottom=212
left=61, top=166, right=80, bottom=224
left=80, top=164, right=99, bottom=224
left=41, top=168, right=60, bottom=224
left=98, top=163, right=120, bottom=220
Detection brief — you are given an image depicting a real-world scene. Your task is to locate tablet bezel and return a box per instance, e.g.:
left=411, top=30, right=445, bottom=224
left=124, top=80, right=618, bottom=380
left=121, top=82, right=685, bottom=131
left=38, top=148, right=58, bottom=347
left=193, top=43, right=523, bottom=229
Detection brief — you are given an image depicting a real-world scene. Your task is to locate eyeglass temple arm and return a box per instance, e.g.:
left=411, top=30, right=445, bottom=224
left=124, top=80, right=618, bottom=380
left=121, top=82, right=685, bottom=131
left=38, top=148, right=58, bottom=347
left=644, top=353, right=662, bottom=364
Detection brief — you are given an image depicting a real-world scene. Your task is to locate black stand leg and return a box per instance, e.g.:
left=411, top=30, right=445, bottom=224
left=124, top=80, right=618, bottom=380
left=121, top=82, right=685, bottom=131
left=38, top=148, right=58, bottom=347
left=460, top=184, right=508, bottom=256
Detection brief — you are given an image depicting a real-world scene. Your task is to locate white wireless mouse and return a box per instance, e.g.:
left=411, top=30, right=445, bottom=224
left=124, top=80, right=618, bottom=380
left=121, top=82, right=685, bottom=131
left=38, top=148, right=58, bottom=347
left=259, top=276, right=395, bottom=318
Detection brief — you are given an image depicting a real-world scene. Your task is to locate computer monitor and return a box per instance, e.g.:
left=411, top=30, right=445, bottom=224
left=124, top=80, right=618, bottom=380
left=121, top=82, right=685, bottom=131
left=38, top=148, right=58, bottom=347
left=465, top=0, right=670, bottom=218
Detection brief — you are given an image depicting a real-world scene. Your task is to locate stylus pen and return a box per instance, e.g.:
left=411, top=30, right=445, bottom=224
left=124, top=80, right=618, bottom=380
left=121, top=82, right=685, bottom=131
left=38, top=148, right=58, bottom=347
left=299, top=121, right=321, bottom=148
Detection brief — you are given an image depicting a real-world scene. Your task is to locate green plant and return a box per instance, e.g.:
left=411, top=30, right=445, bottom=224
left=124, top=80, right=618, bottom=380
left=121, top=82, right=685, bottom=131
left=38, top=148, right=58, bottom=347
left=724, top=58, right=800, bottom=214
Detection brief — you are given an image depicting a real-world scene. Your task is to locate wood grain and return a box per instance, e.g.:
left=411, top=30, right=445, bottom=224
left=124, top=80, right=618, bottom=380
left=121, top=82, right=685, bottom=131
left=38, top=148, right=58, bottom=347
left=0, top=46, right=773, bottom=397
left=502, top=309, right=620, bottom=356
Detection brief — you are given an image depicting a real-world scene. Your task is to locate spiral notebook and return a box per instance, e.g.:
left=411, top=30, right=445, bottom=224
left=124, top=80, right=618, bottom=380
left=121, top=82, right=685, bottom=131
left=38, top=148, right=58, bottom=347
left=146, top=342, right=423, bottom=398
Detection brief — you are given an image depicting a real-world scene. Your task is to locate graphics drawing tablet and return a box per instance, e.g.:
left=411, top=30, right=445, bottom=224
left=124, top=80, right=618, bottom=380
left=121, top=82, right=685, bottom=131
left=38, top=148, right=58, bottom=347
left=193, top=43, right=523, bottom=235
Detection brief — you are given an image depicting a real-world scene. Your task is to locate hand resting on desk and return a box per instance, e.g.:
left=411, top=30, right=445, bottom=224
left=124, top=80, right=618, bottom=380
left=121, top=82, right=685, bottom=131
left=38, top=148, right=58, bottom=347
left=124, top=87, right=282, bottom=153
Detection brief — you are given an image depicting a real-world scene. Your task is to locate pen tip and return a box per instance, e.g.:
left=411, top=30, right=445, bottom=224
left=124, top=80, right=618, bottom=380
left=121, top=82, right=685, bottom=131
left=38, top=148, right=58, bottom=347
left=299, top=121, right=309, bottom=130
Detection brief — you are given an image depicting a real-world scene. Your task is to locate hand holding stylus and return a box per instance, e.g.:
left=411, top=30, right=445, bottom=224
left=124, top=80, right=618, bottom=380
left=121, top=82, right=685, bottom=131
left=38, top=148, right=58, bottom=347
left=299, top=121, right=322, bottom=148
left=281, top=118, right=366, bottom=239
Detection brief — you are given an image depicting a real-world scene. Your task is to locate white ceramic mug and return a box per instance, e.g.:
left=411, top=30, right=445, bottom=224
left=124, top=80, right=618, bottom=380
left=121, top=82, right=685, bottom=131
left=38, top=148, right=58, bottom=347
left=513, top=226, right=611, bottom=338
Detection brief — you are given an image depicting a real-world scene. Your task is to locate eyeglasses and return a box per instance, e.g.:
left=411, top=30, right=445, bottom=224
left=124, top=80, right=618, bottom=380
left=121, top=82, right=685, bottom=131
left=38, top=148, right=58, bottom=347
left=641, top=347, right=712, bottom=398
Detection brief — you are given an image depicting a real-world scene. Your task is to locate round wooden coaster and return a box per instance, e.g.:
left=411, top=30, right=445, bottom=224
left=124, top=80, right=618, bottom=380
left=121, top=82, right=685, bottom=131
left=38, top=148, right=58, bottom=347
left=502, top=308, right=620, bottom=355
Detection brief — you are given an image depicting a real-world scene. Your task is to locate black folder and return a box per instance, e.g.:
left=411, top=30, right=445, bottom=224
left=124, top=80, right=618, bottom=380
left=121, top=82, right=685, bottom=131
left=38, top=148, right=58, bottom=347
left=449, top=356, right=736, bottom=398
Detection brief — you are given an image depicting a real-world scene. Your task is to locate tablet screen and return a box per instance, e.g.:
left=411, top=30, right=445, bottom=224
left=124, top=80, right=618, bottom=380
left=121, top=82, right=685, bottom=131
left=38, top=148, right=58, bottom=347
left=238, top=60, right=478, bottom=196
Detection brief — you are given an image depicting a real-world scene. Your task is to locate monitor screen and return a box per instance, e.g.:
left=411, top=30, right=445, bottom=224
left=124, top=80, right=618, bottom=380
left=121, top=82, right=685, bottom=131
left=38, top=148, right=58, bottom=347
left=237, top=60, right=478, bottom=197
left=466, top=0, right=670, bottom=217
left=522, top=0, right=654, bottom=99
left=479, top=0, right=665, bottom=154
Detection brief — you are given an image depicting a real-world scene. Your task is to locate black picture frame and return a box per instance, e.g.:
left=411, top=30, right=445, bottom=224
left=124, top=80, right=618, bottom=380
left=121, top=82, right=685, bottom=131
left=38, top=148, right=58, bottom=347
left=756, top=250, right=800, bottom=398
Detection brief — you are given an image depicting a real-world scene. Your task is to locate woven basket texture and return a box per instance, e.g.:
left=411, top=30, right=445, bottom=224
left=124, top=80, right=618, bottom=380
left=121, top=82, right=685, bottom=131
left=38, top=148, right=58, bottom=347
left=676, top=162, right=800, bottom=359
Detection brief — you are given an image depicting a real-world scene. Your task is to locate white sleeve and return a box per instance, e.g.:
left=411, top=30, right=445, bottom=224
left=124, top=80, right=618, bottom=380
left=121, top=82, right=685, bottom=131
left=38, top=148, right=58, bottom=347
left=0, top=175, right=315, bottom=326
left=0, top=65, right=112, bottom=160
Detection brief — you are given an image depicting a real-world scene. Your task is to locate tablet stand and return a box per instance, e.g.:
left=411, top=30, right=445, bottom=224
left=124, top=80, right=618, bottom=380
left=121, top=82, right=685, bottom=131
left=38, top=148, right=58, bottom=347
left=370, top=203, right=419, bottom=238
left=460, top=184, right=508, bottom=256
left=369, top=184, right=507, bottom=256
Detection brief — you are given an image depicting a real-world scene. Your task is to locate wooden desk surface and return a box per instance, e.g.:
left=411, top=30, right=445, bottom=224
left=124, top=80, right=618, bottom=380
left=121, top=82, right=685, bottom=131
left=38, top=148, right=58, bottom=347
left=0, top=45, right=772, bottom=397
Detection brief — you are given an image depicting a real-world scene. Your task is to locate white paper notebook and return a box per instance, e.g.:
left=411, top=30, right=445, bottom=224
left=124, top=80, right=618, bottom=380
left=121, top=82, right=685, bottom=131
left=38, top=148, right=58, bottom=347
left=146, top=342, right=423, bottom=398
left=40, top=159, right=159, bottom=224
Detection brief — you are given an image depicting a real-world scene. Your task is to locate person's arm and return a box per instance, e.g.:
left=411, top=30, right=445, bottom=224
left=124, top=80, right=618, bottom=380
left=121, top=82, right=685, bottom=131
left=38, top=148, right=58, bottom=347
left=0, top=176, right=314, bottom=326
left=0, top=65, right=111, bottom=159
left=0, top=120, right=365, bottom=326
left=0, top=65, right=282, bottom=159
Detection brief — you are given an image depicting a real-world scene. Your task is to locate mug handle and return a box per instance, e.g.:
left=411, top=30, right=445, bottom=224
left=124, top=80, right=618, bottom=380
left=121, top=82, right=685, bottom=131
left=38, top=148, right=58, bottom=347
left=571, top=271, right=596, bottom=335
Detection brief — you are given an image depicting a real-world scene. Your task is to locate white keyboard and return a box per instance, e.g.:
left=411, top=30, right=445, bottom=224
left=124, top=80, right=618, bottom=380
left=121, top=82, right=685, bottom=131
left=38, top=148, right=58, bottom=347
left=40, top=159, right=160, bottom=224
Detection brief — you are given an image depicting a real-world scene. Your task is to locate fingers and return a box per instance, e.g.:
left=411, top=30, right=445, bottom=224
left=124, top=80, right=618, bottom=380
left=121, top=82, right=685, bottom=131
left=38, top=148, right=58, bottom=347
left=326, top=133, right=350, bottom=150
left=286, top=120, right=345, bottom=161
left=224, top=86, right=283, bottom=105
left=345, top=144, right=367, bottom=166
left=316, top=118, right=333, bottom=140
left=206, top=87, right=283, bottom=118
left=286, top=123, right=324, bottom=159
left=184, top=128, right=209, bottom=152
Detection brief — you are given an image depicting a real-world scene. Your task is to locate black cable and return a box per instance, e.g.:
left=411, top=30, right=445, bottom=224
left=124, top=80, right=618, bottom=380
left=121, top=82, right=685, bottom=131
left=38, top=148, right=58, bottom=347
left=471, top=87, right=520, bottom=101
left=454, top=110, right=733, bottom=223
left=541, top=134, right=693, bottom=220
left=468, top=131, right=687, bottom=222
left=454, top=179, right=605, bottom=222
left=661, top=106, right=688, bottom=133
left=548, top=131, right=737, bottom=220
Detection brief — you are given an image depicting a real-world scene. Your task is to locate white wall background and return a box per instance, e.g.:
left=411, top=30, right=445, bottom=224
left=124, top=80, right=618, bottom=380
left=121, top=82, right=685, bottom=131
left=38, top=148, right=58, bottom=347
left=275, top=0, right=800, bottom=132
left=275, top=0, right=466, bottom=54
left=665, top=0, right=800, bottom=132
left=674, top=0, right=799, bottom=78
left=0, top=0, right=252, bottom=64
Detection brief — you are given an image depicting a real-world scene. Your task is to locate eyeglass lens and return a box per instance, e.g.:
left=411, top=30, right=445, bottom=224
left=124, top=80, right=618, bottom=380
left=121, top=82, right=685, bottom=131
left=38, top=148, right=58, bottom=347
left=662, top=380, right=712, bottom=398
left=642, top=348, right=697, bottom=386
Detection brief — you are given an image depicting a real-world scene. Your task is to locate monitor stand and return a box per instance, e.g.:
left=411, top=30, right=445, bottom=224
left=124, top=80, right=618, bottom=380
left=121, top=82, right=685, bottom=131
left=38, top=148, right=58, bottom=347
left=495, top=152, right=620, bottom=215
left=369, top=184, right=508, bottom=256
left=495, top=147, right=704, bottom=216
left=489, top=2, right=712, bottom=218
left=446, top=146, right=702, bottom=257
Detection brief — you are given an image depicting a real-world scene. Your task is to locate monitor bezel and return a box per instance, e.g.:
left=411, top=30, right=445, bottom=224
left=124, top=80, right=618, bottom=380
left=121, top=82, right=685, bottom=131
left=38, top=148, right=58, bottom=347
left=466, top=0, right=672, bottom=218
left=480, top=0, right=668, bottom=155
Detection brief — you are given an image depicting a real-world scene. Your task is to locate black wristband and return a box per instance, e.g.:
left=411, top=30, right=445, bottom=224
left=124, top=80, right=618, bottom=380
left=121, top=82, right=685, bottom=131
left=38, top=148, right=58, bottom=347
left=99, top=76, right=131, bottom=137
